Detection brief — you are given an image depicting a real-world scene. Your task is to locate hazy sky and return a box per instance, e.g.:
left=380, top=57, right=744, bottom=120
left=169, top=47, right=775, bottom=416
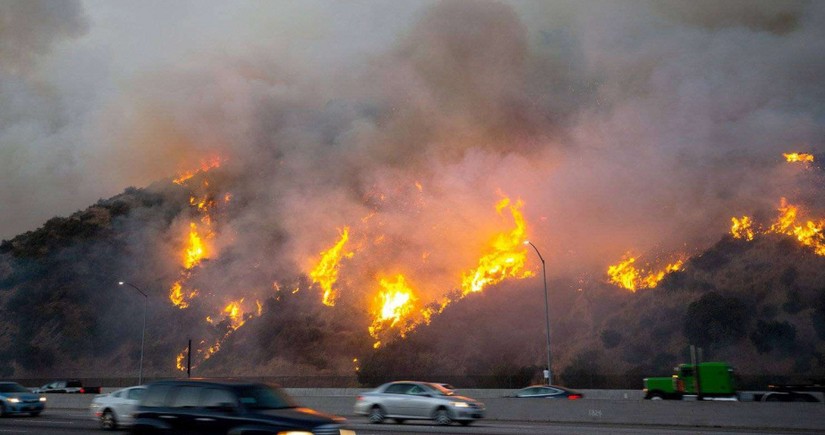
left=2, top=0, right=823, bottom=279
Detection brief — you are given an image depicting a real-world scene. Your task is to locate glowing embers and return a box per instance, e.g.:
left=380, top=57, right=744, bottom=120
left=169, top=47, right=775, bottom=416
left=607, top=255, right=684, bottom=292
left=730, top=216, right=755, bottom=241
left=309, top=227, right=354, bottom=306
left=169, top=280, right=197, bottom=309
left=369, top=274, right=418, bottom=349
left=460, top=197, right=532, bottom=294
left=732, top=198, right=825, bottom=256
left=173, top=156, right=224, bottom=185
left=176, top=298, right=263, bottom=371
left=783, top=152, right=815, bottom=163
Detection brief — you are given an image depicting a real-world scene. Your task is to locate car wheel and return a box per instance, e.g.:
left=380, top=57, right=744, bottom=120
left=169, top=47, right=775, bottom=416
left=29, top=411, right=41, bottom=417
left=368, top=405, right=385, bottom=424
left=648, top=393, right=664, bottom=400
left=433, top=408, right=452, bottom=426
left=0, top=403, right=6, bottom=417
left=459, top=420, right=472, bottom=426
left=100, top=410, right=118, bottom=430
left=393, top=418, right=405, bottom=424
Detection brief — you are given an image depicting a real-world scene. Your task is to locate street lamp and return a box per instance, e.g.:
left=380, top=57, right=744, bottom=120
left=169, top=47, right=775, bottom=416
left=524, top=241, right=552, bottom=385
left=119, top=281, right=147, bottom=385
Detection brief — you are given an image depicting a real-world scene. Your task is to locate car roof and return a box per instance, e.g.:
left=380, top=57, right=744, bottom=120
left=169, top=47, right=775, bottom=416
left=522, top=384, right=577, bottom=391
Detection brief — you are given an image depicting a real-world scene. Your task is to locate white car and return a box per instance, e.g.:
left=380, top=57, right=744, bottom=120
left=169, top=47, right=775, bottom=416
left=89, top=385, right=146, bottom=430
left=354, top=381, right=484, bottom=426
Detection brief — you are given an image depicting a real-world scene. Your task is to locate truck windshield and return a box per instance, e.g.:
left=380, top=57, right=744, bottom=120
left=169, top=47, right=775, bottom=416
left=236, top=385, right=297, bottom=410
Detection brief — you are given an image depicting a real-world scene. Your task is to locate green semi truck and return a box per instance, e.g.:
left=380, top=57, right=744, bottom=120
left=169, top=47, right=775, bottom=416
left=644, top=362, right=737, bottom=400
left=643, top=361, right=822, bottom=402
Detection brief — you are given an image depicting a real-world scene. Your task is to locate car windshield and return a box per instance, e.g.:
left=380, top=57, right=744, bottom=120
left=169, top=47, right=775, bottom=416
left=429, top=383, right=454, bottom=396
left=0, top=383, right=30, bottom=393
left=235, top=385, right=297, bottom=410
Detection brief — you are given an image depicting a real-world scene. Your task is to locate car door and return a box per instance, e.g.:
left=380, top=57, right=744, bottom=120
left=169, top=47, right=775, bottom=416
left=540, top=387, right=563, bottom=398
left=167, top=385, right=206, bottom=434
left=121, top=387, right=145, bottom=424
left=405, top=384, right=435, bottom=418
left=195, top=386, right=241, bottom=435
left=381, top=383, right=412, bottom=416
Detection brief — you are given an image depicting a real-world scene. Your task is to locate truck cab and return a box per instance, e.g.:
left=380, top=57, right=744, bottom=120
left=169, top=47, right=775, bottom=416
left=644, top=362, right=736, bottom=400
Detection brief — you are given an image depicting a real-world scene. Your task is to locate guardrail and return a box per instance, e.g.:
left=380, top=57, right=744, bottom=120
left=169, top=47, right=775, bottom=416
left=43, top=389, right=825, bottom=431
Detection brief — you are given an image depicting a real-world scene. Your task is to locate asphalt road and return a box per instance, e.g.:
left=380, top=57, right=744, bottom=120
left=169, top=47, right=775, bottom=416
left=1, top=410, right=821, bottom=435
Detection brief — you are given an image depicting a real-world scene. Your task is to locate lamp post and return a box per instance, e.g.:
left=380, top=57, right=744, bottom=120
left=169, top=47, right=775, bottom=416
left=524, top=241, right=552, bottom=385
left=119, top=281, right=147, bottom=385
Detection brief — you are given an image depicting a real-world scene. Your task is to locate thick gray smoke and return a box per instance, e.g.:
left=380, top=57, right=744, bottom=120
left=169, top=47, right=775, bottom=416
left=3, top=0, right=824, bottom=306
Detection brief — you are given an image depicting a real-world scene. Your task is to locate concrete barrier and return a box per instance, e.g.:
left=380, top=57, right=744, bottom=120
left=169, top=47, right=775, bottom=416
left=44, top=389, right=825, bottom=431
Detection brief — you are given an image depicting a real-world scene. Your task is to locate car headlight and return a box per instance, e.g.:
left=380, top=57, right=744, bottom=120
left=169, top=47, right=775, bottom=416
left=39, top=397, right=47, bottom=402
left=276, top=432, right=313, bottom=435
left=451, top=401, right=470, bottom=408
left=8, top=398, right=20, bottom=403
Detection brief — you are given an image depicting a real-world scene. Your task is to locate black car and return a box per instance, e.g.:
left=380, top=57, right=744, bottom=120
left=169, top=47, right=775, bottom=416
left=507, top=385, right=583, bottom=399
left=131, top=378, right=354, bottom=435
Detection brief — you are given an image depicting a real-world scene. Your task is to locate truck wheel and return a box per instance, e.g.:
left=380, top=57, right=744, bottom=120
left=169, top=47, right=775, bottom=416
left=648, top=393, right=664, bottom=400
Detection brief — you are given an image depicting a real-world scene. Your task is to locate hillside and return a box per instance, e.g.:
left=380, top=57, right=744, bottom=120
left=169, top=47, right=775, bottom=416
left=1, top=178, right=824, bottom=388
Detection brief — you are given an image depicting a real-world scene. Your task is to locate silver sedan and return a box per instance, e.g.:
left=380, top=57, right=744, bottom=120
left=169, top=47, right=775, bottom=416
left=89, top=386, right=146, bottom=430
left=354, top=381, right=484, bottom=426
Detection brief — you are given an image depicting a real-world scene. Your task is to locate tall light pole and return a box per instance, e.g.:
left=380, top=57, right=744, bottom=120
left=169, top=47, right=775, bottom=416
left=524, top=241, right=552, bottom=385
left=119, top=281, right=147, bottom=385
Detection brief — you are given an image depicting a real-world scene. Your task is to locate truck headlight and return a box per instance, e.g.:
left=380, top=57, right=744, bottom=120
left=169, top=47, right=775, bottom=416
left=40, top=397, right=47, bottom=402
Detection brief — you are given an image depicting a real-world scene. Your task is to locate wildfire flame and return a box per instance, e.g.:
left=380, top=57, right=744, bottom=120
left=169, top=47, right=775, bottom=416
left=309, top=227, right=354, bottom=306
left=369, top=274, right=418, bottom=348
left=783, top=152, right=815, bottom=163
left=176, top=298, right=264, bottom=371
left=175, top=348, right=187, bottom=371
left=730, top=216, right=755, bottom=241
left=461, top=197, right=532, bottom=294
left=365, top=195, right=533, bottom=348
left=607, top=254, right=684, bottom=292
left=184, top=222, right=208, bottom=268
left=173, top=156, right=224, bottom=185
left=731, top=198, right=825, bottom=255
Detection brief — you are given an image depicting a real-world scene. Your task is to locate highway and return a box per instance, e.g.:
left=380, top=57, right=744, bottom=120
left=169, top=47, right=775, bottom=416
left=0, top=410, right=821, bottom=435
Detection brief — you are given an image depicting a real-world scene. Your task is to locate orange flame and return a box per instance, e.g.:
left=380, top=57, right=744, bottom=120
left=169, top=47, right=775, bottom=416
left=184, top=223, right=208, bottom=269
left=169, top=280, right=198, bottom=309
left=309, top=227, right=354, bottom=306
left=769, top=198, right=825, bottom=255
left=369, top=274, right=418, bottom=348
left=175, top=348, right=187, bottom=371
left=783, top=152, right=815, bottom=163
left=731, top=216, right=755, bottom=241
left=731, top=198, right=825, bottom=256
left=461, top=197, right=532, bottom=294
left=607, top=255, right=683, bottom=292
left=173, top=156, right=223, bottom=185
